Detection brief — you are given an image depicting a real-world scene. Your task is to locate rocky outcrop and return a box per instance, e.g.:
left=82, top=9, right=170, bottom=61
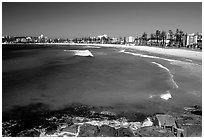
left=2, top=104, right=202, bottom=137
left=175, top=106, right=202, bottom=137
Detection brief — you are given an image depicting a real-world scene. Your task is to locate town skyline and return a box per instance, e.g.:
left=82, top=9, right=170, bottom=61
left=3, top=2, right=202, bottom=39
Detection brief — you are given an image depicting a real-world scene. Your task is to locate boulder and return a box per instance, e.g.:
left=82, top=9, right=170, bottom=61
left=98, top=125, right=117, bottom=137
left=136, top=126, right=175, bottom=137
left=117, top=127, right=135, bottom=137
left=78, top=124, right=99, bottom=137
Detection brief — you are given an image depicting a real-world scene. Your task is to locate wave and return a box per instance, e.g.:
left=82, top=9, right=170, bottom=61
left=121, top=50, right=200, bottom=69
left=121, top=51, right=176, bottom=62
left=64, top=50, right=94, bottom=57
left=119, top=49, right=125, bottom=53
left=151, top=62, right=178, bottom=89
left=160, top=91, right=172, bottom=100
left=185, top=59, right=193, bottom=62
left=151, top=62, right=170, bottom=72
left=148, top=91, right=172, bottom=100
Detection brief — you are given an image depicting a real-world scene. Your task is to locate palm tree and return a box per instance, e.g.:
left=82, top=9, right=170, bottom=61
left=168, top=30, right=174, bottom=47
left=150, top=33, right=154, bottom=46
left=142, top=32, right=147, bottom=45
left=175, top=29, right=180, bottom=47
left=179, top=30, right=184, bottom=47
left=161, top=31, right=166, bottom=47
left=156, top=30, right=160, bottom=46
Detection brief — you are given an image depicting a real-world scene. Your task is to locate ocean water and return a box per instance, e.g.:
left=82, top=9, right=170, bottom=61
left=2, top=44, right=202, bottom=114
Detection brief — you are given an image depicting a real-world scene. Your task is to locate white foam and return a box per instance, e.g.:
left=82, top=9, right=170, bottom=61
left=185, top=59, right=193, bottom=62
left=148, top=94, right=156, bottom=99
left=160, top=91, right=172, bottom=100
left=122, top=51, right=176, bottom=62
left=64, top=50, right=94, bottom=57
left=151, top=62, right=178, bottom=89
left=119, top=49, right=125, bottom=53
left=122, top=51, right=199, bottom=70
left=148, top=91, right=172, bottom=100
left=152, top=62, right=170, bottom=72
left=83, top=45, right=101, bottom=49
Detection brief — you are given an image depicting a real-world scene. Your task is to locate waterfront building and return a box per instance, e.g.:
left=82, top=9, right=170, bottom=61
left=98, top=34, right=108, bottom=44
left=186, top=33, right=201, bottom=48
left=111, top=37, right=118, bottom=44
left=15, top=37, right=27, bottom=43
left=187, top=33, right=195, bottom=47
left=197, top=33, right=202, bottom=49
left=26, top=36, right=32, bottom=43
left=126, top=36, right=135, bottom=44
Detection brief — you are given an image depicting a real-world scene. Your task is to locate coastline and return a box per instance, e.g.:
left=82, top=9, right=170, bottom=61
left=72, top=43, right=202, bottom=61
left=2, top=103, right=201, bottom=137
left=3, top=43, right=202, bottom=61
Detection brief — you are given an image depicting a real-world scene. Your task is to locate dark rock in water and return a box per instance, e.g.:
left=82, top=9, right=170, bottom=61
left=61, top=103, right=93, bottom=117
left=45, top=124, right=58, bottom=135
left=117, top=127, right=135, bottom=137
left=184, top=105, right=202, bottom=116
left=193, top=105, right=201, bottom=110
left=191, top=110, right=202, bottom=116
left=78, top=124, right=100, bottom=137
left=98, top=125, right=117, bottom=137
left=17, top=129, right=40, bottom=137
left=118, top=112, right=148, bottom=122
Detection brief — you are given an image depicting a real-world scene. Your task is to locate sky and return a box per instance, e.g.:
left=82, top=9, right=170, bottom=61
left=2, top=2, right=202, bottom=39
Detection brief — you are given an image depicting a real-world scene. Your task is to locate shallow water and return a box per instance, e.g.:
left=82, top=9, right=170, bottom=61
left=2, top=44, right=202, bottom=114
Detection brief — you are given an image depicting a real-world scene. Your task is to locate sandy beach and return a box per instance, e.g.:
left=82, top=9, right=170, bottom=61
left=8, top=43, right=202, bottom=61
left=71, top=43, right=202, bottom=61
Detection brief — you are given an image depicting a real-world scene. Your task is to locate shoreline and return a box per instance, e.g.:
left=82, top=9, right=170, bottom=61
left=73, top=43, right=202, bottom=61
left=4, top=43, right=201, bottom=61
